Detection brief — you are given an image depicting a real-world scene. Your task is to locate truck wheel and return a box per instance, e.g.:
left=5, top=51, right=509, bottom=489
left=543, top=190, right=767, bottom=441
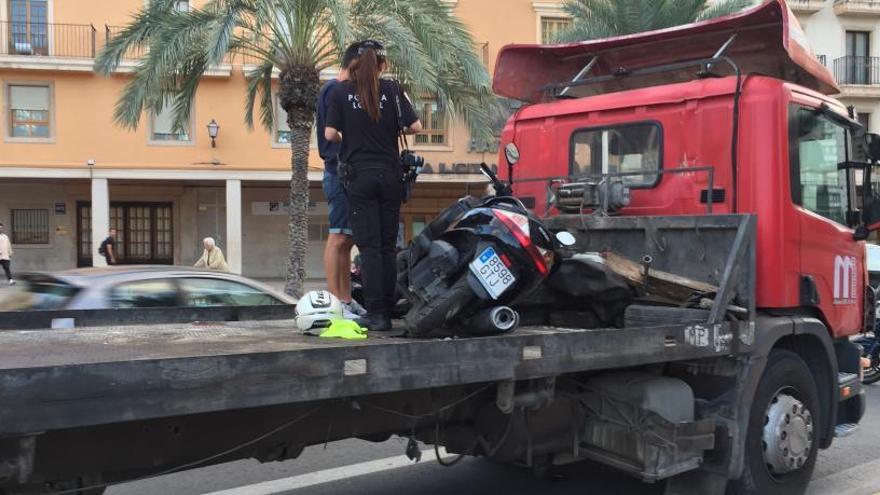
left=730, top=350, right=819, bottom=495
left=405, top=277, right=474, bottom=337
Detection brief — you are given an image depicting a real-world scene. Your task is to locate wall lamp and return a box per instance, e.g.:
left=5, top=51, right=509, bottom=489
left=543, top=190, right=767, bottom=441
left=207, top=119, right=220, bottom=148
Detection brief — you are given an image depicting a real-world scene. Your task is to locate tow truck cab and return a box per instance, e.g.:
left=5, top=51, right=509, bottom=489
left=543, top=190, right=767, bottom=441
left=494, top=0, right=879, bottom=340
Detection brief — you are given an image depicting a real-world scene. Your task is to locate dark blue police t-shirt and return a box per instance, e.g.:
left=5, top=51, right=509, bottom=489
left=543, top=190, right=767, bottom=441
left=316, top=79, right=340, bottom=174
left=324, top=79, right=418, bottom=168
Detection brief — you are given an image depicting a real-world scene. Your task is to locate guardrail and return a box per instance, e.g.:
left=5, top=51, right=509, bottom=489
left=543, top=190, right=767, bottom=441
left=0, top=21, right=95, bottom=58
left=834, top=56, right=880, bottom=85
left=0, top=304, right=297, bottom=330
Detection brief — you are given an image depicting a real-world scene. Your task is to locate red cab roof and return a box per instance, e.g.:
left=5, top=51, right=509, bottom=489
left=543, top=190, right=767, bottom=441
left=492, top=0, right=837, bottom=103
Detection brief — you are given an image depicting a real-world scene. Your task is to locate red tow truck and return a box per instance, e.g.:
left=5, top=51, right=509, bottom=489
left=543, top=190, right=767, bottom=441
left=0, top=1, right=871, bottom=494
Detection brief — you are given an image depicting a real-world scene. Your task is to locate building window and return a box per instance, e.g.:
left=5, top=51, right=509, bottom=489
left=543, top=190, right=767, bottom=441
left=9, top=0, right=48, bottom=55
left=414, top=98, right=447, bottom=146
left=275, top=96, right=291, bottom=144
left=570, top=122, right=662, bottom=187
left=274, top=95, right=317, bottom=147
left=7, top=84, right=51, bottom=138
left=11, top=208, right=49, bottom=244
left=844, top=31, right=871, bottom=85
left=150, top=104, right=191, bottom=142
left=540, top=16, right=572, bottom=44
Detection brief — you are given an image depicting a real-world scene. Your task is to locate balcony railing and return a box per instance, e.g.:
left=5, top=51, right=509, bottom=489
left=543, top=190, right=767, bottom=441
left=834, top=0, right=880, bottom=15
left=789, top=0, right=826, bottom=13
left=0, top=21, right=96, bottom=58
left=833, top=56, right=880, bottom=85
left=104, top=25, right=145, bottom=61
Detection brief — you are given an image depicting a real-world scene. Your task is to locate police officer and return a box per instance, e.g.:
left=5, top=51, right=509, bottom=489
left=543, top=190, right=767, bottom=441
left=324, top=40, right=422, bottom=331
left=316, top=42, right=365, bottom=317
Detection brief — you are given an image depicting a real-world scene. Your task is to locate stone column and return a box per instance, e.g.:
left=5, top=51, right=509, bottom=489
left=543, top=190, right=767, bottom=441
left=225, top=179, right=242, bottom=274
left=90, top=178, right=110, bottom=267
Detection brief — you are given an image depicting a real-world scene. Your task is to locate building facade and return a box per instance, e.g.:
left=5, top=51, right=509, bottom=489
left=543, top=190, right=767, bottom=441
left=0, top=0, right=581, bottom=278
left=790, top=0, right=880, bottom=131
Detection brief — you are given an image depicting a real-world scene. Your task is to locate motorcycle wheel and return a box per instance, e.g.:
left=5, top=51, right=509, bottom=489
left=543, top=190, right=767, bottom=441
left=405, top=277, right=475, bottom=337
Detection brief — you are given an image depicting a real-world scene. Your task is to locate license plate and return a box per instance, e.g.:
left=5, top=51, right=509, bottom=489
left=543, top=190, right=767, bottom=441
left=469, top=247, right=516, bottom=299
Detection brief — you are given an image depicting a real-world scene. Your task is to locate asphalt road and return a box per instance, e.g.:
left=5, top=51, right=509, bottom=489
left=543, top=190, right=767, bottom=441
left=107, top=384, right=880, bottom=495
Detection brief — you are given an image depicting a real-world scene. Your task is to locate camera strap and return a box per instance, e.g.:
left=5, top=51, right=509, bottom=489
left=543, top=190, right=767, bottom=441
left=392, top=80, right=408, bottom=151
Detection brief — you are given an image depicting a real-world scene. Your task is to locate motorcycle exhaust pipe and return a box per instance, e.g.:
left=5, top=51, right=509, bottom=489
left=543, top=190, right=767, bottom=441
left=465, top=306, right=520, bottom=336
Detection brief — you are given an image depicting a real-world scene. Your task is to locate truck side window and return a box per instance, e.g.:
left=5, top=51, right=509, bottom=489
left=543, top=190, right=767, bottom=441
left=790, top=106, right=848, bottom=225
left=570, top=123, right=661, bottom=187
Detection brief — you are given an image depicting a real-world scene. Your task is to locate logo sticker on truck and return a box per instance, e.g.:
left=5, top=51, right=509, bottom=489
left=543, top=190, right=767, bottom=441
left=833, top=255, right=858, bottom=305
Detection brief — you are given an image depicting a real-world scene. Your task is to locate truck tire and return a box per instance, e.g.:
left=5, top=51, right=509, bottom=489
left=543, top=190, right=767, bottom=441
left=405, top=277, right=475, bottom=337
left=624, top=305, right=710, bottom=328
left=729, top=350, right=819, bottom=495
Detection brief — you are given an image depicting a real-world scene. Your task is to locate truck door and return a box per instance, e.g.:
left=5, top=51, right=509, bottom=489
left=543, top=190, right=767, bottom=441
left=789, top=104, right=864, bottom=337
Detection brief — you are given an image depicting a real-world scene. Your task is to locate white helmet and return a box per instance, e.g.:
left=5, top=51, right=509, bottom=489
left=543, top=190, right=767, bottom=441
left=296, top=290, right=343, bottom=334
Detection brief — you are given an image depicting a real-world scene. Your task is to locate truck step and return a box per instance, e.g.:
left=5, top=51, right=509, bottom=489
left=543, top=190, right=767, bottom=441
left=834, top=423, right=859, bottom=438
left=838, top=372, right=859, bottom=386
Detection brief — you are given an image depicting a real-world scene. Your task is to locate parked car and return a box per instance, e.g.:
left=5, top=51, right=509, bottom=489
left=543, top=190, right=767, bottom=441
left=0, top=266, right=294, bottom=311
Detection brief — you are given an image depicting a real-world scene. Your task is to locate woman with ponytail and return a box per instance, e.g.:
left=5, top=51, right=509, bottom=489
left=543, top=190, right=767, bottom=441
left=324, top=40, right=422, bottom=331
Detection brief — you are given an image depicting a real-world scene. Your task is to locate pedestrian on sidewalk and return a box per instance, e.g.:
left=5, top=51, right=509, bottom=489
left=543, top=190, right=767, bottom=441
left=324, top=40, right=422, bottom=331
left=194, top=237, right=229, bottom=272
left=0, top=223, right=14, bottom=285
left=318, top=42, right=367, bottom=318
left=98, top=228, right=117, bottom=266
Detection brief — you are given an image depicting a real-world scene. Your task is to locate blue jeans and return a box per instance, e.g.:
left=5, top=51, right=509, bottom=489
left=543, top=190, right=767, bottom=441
left=322, top=172, right=352, bottom=235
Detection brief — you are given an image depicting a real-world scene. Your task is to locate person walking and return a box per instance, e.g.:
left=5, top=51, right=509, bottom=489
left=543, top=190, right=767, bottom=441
left=0, top=223, right=14, bottom=285
left=194, top=237, right=229, bottom=272
left=98, top=228, right=117, bottom=266
left=324, top=40, right=422, bottom=331
left=318, top=42, right=366, bottom=317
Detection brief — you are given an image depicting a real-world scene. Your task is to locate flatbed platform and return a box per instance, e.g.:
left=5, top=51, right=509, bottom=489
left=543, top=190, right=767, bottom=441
left=0, top=319, right=742, bottom=437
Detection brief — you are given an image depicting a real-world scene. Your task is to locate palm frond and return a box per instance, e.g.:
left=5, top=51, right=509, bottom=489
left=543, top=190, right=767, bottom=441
left=558, top=0, right=753, bottom=42
left=698, top=0, right=755, bottom=20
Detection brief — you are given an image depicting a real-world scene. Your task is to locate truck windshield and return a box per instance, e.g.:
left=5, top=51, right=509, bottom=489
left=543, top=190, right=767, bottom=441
left=570, top=123, right=661, bottom=187
left=790, top=106, right=849, bottom=225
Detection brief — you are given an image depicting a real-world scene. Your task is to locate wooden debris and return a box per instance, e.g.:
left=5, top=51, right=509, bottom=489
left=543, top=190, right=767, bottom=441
left=601, top=252, right=718, bottom=301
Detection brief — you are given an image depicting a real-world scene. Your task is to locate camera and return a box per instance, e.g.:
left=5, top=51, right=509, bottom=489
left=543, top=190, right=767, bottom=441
left=400, top=149, right=424, bottom=175
left=400, top=150, right=424, bottom=202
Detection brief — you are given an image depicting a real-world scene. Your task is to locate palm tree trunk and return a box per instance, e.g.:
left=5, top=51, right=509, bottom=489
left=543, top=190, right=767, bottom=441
left=279, top=66, right=320, bottom=298
left=284, top=123, right=311, bottom=298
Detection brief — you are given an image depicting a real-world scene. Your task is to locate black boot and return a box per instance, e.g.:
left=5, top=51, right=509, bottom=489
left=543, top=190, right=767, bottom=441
left=356, top=313, right=392, bottom=332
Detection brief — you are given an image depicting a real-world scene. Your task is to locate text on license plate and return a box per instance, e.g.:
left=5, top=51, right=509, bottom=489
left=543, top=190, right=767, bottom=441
left=469, top=247, right=515, bottom=299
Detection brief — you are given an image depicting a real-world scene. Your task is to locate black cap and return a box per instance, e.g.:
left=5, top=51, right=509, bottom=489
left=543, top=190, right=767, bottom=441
left=357, top=39, right=386, bottom=59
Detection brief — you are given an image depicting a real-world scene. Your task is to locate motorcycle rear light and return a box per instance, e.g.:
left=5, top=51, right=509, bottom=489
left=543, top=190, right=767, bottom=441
left=493, top=210, right=548, bottom=275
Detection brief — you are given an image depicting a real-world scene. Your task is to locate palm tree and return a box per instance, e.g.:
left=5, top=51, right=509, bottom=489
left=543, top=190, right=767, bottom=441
left=94, top=0, right=494, bottom=297
left=555, top=0, right=755, bottom=42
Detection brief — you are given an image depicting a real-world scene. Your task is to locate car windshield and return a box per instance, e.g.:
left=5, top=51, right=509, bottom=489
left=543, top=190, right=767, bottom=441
left=0, top=280, right=80, bottom=310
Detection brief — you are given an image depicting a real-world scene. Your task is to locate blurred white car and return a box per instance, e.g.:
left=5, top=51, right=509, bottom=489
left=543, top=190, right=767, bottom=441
left=0, top=266, right=294, bottom=311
